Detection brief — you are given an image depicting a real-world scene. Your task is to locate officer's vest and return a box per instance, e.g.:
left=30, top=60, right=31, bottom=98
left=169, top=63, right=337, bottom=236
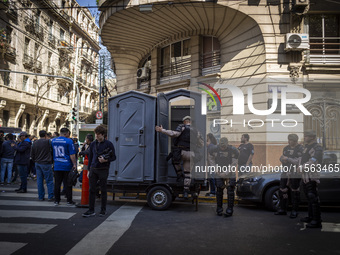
left=215, top=145, right=233, bottom=166
left=282, top=144, right=303, bottom=167
left=301, top=142, right=323, bottom=165
left=174, top=124, right=198, bottom=148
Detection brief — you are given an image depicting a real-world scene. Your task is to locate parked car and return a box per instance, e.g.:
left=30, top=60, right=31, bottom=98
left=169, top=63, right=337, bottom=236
left=236, top=151, right=340, bottom=211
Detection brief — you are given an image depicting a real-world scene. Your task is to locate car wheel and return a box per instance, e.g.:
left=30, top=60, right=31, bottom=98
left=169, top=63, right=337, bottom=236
left=147, top=186, right=172, bottom=210
left=264, top=186, right=280, bottom=211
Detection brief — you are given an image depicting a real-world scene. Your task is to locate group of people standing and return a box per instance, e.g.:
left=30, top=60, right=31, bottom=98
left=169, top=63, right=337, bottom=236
left=0, top=125, right=116, bottom=217
left=156, top=116, right=323, bottom=228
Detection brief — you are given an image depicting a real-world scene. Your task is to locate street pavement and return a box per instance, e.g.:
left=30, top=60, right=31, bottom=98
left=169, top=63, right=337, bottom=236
left=0, top=180, right=339, bottom=255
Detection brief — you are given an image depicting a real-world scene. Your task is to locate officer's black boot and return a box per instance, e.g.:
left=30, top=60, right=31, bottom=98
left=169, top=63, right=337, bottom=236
left=224, top=186, right=234, bottom=217
left=216, top=189, right=223, bottom=216
left=176, top=173, right=184, bottom=182
left=306, top=203, right=322, bottom=228
left=275, top=189, right=287, bottom=215
left=183, top=190, right=189, bottom=200
left=300, top=202, right=313, bottom=223
left=290, top=191, right=300, bottom=219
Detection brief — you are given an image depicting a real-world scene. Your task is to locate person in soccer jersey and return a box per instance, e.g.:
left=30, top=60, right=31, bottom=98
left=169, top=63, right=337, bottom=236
left=51, top=128, right=77, bottom=206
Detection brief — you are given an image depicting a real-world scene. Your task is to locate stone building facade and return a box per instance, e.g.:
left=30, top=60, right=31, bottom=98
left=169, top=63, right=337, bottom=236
left=0, top=0, right=100, bottom=135
left=99, top=0, right=340, bottom=166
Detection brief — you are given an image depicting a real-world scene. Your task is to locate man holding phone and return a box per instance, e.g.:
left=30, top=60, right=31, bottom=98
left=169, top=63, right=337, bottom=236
left=82, top=125, right=116, bottom=217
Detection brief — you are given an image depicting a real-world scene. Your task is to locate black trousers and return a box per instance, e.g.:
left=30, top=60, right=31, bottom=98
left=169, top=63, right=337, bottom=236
left=89, top=168, right=109, bottom=212
left=54, top=171, right=72, bottom=203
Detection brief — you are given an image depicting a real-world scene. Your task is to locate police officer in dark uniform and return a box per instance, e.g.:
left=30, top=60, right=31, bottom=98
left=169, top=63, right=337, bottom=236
left=275, top=134, right=304, bottom=218
left=209, top=137, right=239, bottom=217
left=155, top=116, right=203, bottom=199
left=299, top=130, right=323, bottom=228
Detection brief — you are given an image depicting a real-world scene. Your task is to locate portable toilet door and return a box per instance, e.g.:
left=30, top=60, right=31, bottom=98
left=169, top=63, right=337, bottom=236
left=108, top=91, right=156, bottom=182
left=155, top=89, right=206, bottom=183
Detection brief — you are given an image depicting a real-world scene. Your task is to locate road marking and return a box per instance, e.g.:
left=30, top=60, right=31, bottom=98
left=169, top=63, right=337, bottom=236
left=0, top=192, right=81, bottom=200
left=0, top=187, right=38, bottom=192
left=0, top=200, right=75, bottom=207
left=0, top=210, right=76, bottom=219
left=0, top=223, right=57, bottom=234
left=321, top=222, right=340, bottom=233
left=0, top=242, right=27, bottom=255
left=66, top=204, right=143, bottom=255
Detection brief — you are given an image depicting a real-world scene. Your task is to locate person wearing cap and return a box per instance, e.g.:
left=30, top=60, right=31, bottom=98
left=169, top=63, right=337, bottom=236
left=299, top=130, right=323, bottom=228
left=276, top=134, right=304, bottom=218
left=209, top=137, right=239, bottom=216
left=155, top=116, right=203, bottom=199
left=14, top=131, right=32, bottom=193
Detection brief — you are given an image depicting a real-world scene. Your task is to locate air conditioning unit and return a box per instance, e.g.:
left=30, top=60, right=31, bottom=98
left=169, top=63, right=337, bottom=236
left=137, top=67, right=149, bottom=79
left=295, top=0, right=309, bottom=6
left=285, top=33, right=309, bottom=51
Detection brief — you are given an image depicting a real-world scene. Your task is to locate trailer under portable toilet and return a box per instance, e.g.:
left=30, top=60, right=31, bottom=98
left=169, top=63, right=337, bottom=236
left=108, top=89, right=207, bottom=210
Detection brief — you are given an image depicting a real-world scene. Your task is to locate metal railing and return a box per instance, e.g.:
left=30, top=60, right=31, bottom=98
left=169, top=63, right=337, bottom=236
left=309, top=37, right=340, bottom=64
left=23, top=53, right=33, bottom=67
left=159, top=56, right=191, bottom=78
left=5, top=46, right=16, bottom=59
left=48, top=34, right=56, bottom=46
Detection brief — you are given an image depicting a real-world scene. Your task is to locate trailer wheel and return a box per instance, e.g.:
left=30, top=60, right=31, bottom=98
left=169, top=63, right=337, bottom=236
left=147, top=186, right=172, bottom=210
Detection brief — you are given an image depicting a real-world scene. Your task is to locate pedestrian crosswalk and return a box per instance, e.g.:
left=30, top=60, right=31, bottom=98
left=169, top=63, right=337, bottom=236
left=0, top=185, right=143, bottom=255
left=0, top=186, right=82, bottom=255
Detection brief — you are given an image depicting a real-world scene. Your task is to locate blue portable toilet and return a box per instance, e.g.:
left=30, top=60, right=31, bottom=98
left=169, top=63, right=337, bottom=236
left=108, top=91, right=156, bottom=182
left=108, top=89, right=207, bottom=210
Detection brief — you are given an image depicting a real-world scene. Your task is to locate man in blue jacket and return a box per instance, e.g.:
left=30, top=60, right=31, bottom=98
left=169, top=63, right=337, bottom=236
left=51, top=128, right=77, bottom=206
left=14, top=132, right=32, bottom=193
left=1, top=134, right=16, bottom=185
left=82, top=125, right=116, bottom=217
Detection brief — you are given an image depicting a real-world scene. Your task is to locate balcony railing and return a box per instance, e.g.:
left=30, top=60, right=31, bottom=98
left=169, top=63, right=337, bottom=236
left=23, top=53, right=33, bottom=68
left=6, top=8, right=18, bottom=20
left=58, top=40, right=73, bottom=52
left=5, top=46, right=16, bottom=60
left=309, top=37, right=340, bottom=64
left=60, top=10, right=70, bottom=21
left=200, top=50, right=221, bottom=76
left=159, top=56, right=191, bottom=83
left=48, top=34, right=56, bottom=47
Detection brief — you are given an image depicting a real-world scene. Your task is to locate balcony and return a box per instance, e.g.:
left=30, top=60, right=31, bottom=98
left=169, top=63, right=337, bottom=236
left=200, top=50, right=221, bottom=76
left=60, top=10, right=70, bottom=21
left=5, top=46, right=16, bottom=61
left=23, top=53, right=34, bottom=69
left=48, top=34, right=56, bottom=47
left=34, top=60, right=42, bottom=73
left=34, top=24, right=44, bottom=40
left=6, top=8, right=18, bottom=20
left=159, top=56, right=191, bottom=84
left=58, top=40, right=73, bottom=52
left=56, top=69, right=73, bottom=83
left=308, top=37, right=340, bottom=65
left=81, top=52, right=92, bottom=65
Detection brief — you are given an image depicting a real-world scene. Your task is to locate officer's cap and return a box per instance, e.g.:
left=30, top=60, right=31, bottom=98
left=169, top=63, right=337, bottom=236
left=304, top=130, right=316, bottom=137
left=288, top=134, right=298, bottom=141
left=220, top=137, right=228, bottom=146
left=182, top=116, right=191, bottom=121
